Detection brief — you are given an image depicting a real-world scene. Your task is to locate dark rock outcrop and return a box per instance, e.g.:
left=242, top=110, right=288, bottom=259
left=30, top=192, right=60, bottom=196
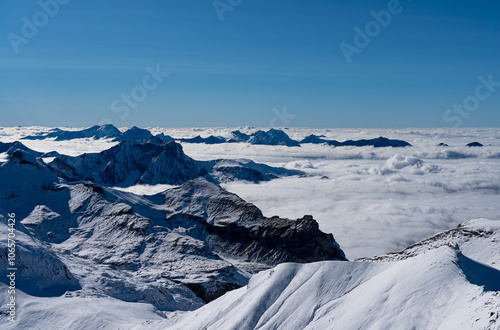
left=327, top=136, right=411, bottom=148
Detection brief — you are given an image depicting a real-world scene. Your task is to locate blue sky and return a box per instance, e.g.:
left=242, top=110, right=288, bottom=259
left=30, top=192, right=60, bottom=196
left=1, top=0, right=499, bottom=128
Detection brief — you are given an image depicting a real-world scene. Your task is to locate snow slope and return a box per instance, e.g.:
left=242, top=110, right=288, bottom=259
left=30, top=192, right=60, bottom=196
left=135, top=218, right=500, bottom=330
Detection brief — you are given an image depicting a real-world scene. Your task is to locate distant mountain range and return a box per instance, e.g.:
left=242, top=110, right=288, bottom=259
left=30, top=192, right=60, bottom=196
left=21, top=125, right=415, bottom=148
left=23, top=125, right=174, bottom=142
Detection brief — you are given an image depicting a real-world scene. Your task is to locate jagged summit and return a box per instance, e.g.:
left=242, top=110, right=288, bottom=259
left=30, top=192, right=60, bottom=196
left=48, top=138, right=206, bottom=186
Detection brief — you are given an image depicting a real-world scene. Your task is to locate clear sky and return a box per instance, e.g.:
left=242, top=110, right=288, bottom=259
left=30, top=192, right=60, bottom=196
left=1, top=0, right=499, bottom=128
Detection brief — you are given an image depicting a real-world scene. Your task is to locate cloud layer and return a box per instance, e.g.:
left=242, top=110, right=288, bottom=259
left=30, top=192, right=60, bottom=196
left=1, top=127, right=499, bottom=259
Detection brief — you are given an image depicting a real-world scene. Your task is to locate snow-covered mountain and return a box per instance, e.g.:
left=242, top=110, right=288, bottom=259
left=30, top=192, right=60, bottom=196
left=48, top=138, right=206, bottom=186
left=24, top=124, right=123, bottom=141
left=47, top=137, right=303, bottom=186
left=227, top=130, right=252, bottom=143
left=0, top=150, right=344, bottom=314
left=248, top=129, right=301, bottom=147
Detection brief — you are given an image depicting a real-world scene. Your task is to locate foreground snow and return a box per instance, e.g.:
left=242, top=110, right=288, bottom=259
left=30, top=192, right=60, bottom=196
left=1, top=218, right=499, bottom=329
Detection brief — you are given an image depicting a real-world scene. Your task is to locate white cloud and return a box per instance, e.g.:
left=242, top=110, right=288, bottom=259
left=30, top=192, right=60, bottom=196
left=1, top=127, right=499, bottom=260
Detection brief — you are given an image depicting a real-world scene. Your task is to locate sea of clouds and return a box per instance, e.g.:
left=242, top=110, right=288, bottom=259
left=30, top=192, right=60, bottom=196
left=1, top=126, right=499, bottom=259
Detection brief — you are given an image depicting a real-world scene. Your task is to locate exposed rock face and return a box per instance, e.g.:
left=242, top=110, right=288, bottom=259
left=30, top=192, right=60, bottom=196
left=160, top=178, right=346, bottom=264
